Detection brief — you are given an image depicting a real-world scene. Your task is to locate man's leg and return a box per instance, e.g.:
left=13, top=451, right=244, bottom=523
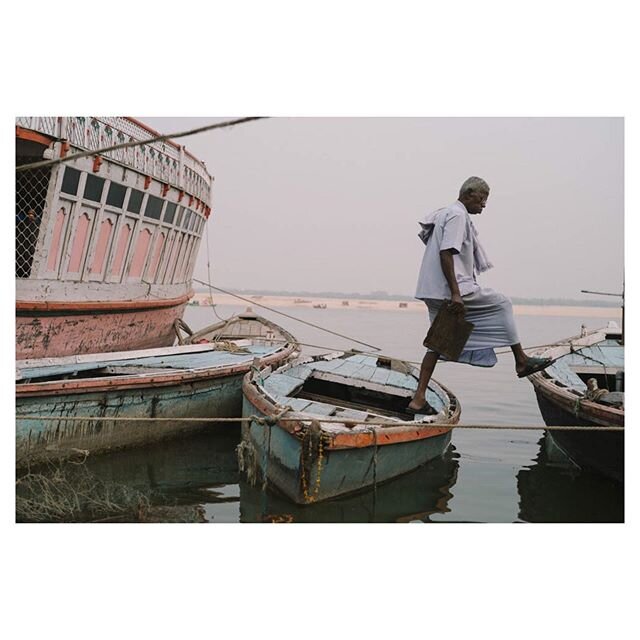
left=408, top=350, right=440, bottom=411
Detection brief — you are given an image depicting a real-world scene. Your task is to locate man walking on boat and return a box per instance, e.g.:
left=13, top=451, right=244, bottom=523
left=408, top=176, right=552, bottom=414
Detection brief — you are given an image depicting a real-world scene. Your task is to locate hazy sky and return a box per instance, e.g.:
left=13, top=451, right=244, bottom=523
left=144, top=117, right=623, bottom=300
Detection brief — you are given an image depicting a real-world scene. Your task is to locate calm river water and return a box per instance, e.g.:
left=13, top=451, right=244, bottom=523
left=85, top=302, right=624, bottom=523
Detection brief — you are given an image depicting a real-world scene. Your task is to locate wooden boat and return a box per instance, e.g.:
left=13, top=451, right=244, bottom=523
left=16, top=117, right=212, bottom=359
left=239, top=444, right=459, bottom=522
left=16, top=314, right=299, bottom=467
left=174, top=309, right=296, bottom=349
left=526, top=323, right=624, bottom=483
left=239, top=352, right=461, bottom=504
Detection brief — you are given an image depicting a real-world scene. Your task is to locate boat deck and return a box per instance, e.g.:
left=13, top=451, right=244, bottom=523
left=543, top=337, right=624, bottom=392
left=17, top=343, right=281, bottom=383
left=260, top=353, right=447, bottom=429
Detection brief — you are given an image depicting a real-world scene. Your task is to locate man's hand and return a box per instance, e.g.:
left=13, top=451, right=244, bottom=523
left=448, top=293, right=465, bottom=315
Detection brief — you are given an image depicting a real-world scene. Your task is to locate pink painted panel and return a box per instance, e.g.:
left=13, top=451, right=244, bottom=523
left=158, top=234, right=175, bottom=282
left=147, top=232, right=165, bottom=282
left=46, top=207, right=66, bottom=272
left=68, top=212, right=91, bottom=273
left=175, top=234, right=190, bottom=283
left=129, top=228, right=152, bottom=278
left=179, top=237, right=194, bottom=281
left=90, top=219, right=114, bottom=274
left=166, top=234, right=183, bottom=283
left=110, top=223, right=131, bottom=276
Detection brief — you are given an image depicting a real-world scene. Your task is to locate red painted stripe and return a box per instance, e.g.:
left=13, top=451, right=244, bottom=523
left=16, top=126, right=54, bottom=146
left=17, top=291, right=193, bottom=313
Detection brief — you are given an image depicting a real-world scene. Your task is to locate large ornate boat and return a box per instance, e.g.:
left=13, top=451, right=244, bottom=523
left=16, top=117, right=212, bottom=360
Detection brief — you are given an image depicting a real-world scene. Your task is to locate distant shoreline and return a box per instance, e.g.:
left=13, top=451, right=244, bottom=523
left=191, top=292, right=622, bottom=319
left=193, top=288, right=620, bottom=308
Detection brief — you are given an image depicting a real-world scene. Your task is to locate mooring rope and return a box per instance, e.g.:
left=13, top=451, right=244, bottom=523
left=16, top=117, right=269, bottom=172
left=14, top=414, right=623, bottom=431
left=192, top=279, right=381, bottom=352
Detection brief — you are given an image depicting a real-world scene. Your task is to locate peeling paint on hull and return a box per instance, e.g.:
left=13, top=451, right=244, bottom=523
left=16, top=374, right=243, bottom=467
left=16, top=303, right=187, bottom=360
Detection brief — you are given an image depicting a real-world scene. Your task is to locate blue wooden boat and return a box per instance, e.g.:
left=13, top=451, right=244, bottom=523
left=526, top=323, right=624, bottom=483
left=239, top=443, right=460, bottom=522
left=239, top=352, right=461, bottom=504
left=16, top=313, right=299, bottom=467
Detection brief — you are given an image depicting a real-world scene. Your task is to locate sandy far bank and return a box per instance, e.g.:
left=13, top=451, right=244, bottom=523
left=191, top=293, right=622, bottom=320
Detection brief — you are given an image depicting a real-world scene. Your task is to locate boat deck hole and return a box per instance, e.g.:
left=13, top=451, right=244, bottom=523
left=294, top=375, right=414, bottom=418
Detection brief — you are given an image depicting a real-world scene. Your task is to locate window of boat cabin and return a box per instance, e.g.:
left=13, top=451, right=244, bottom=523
left=83, top=174, right=105, bottom=203
left=106, top=182, right=127, bottom=209
left=164, top=202, right=177, bottom=224
left=60, top=167, right=81, bottom=195
left=144, top=195, right=164, bottom=221
left=127, top=189, right=144, bottom=214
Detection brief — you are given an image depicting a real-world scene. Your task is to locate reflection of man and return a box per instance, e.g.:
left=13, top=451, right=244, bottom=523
left=408, top=176, right=551, bottom=414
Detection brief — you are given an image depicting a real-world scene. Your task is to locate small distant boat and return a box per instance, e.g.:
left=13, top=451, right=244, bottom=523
left=526, top=323, right=624, bottom=483
left=239, top=351, right=461, bottom=504
left=16, top=313, right=299, bottom=467
left=312, top=303, right=327, bottom=309
left=398, top=302, right=408, bottom=308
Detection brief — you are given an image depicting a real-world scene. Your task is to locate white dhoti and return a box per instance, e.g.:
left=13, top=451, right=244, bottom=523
left=423, top=287, right=520, bottom=367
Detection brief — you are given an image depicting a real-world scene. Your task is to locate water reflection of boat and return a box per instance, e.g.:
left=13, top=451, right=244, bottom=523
left=516, top=434, right=624, bottom=523
left=526, top=323, right=624, bottom=483
left=239, top=444, right=459, bottom=523
left=84, top=429, right=240, bottom=502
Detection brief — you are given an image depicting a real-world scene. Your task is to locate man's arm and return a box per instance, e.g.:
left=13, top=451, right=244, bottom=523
left=439, top=249, right=465, bottom=314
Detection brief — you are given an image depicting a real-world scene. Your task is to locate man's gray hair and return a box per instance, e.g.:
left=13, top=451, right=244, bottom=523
left=459, top=176, right=490, bottom=197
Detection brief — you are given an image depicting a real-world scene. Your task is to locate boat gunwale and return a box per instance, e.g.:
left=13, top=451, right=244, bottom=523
left=529, top=371, right=624, bottom=427
left=184, top=313, right=300, bottom=349
left=17, top=345, right=298, bottom=399
left=527, top=325, right=624, bottom=428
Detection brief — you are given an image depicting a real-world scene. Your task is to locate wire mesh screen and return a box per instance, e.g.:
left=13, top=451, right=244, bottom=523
left=16, top=161, right=51, bottom=278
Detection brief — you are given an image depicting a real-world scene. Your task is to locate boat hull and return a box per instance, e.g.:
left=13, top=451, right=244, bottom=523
left=534, top=390, right=624, bottom=483
left=16, top=301, right=187, bottom=360
left=17, top=372, right=245, bottom=467
left=241, top=397, right=452, bottom=504
left=239, top=446, right=459, bottom=522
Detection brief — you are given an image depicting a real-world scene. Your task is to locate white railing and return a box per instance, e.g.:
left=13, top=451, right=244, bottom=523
left=16, top=116, right=211, bottom=203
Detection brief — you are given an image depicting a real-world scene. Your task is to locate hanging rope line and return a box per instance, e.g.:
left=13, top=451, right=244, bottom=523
left=192, top=279, right=381, bottom=351
left=16, top=117, right=269, bottom=172
left=203, top=221, right=233, bottom=324
left=14, top=414, right=623, bottom=431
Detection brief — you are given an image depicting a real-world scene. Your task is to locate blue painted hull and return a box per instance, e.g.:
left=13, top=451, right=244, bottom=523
left=241, top=397, right=452, bottom=504
left=17, top=374, right=244, bottom=467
